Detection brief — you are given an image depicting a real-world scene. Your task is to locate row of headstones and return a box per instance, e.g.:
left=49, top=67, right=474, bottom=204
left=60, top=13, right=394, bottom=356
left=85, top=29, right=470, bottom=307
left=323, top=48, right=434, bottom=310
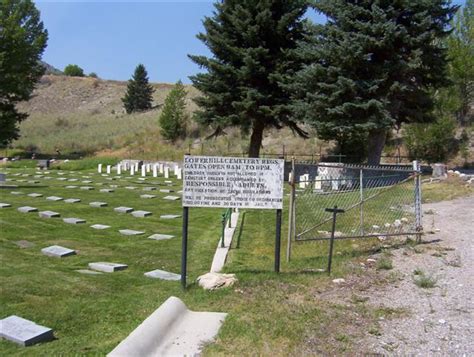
left=98, top=162, right=182, bottom=179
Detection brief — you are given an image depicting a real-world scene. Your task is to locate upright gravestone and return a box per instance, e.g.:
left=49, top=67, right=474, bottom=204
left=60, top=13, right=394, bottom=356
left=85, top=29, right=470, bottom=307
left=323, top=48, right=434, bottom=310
left=141, top=165, right=146, bottom=177
left=177, top=168, right=182, bottom=180
left=130, top=166, right=135, bottom=176
left=106, top=165, right=111, bottom=174
left=98, top=164, right=102, bottom=173
left=117, top=164, right=121, bottom=175
left=159, top=163, right=164, bottom=174
left=152, top=165, right=158, bottom=178
left=432, top=163, right=447, bottom=179
left=164, top=166, right=169, bottom=179
left=0, top=315, right=54, bottom=346
left=0, top=173, right=5, bottom=182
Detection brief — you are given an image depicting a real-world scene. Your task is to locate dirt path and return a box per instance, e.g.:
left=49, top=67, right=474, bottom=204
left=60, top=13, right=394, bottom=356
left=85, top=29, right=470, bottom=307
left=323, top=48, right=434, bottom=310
left=364, top=195, right=474, bottom=355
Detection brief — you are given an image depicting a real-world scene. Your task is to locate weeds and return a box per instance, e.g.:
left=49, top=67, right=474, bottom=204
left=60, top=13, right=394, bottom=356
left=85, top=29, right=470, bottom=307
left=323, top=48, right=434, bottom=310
left=413, top=269, right=437, bottom=288
left=376, top=256, right=393, bottom=270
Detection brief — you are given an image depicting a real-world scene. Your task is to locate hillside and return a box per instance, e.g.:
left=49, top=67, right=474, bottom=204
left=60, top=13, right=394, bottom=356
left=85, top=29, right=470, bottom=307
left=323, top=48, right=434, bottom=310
left=13, top=75, right=324, bottom=160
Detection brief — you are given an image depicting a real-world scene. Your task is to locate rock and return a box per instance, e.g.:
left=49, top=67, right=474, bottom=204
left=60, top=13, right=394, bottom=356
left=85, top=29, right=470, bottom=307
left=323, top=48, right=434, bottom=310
left=367, top=258, right=376, bottom=263
left=332, top=278, right=345, bottom=284
left=197, top=272, right=237, bottom=290
left=438, top=319, right=446, bottom=325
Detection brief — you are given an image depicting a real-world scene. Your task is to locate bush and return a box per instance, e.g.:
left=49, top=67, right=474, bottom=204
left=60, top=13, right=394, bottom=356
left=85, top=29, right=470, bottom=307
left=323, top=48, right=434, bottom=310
left=88, top=72, right=98, bottom=78
left=64, top=64, right=85, bottom=77
left=159, top=81, right=187, bottom=141
left=404, top=117, right=458, bottom=163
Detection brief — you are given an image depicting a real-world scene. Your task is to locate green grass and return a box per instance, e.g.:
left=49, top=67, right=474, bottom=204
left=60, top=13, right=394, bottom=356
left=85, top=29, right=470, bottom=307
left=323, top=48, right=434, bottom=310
left=376, top=256, right=393, bottom=270
left=413, top=270, right=437, bottom=289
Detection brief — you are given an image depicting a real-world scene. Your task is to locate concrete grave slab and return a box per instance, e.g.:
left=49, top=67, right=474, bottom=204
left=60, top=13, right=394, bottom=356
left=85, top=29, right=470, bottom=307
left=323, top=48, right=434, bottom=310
left=10, top=191, right=23, bottom=195
left=91, top=224, right=111, bottom=230
left=27, top=180, right=40, bottom=184
left=100, top=189, right=114, bottom=193
left=41, top=245, right=76, bottom=257
left=80, top=186, right=94, bottom=190
left=76, top=269, right=103, bottom=275
left=0, top=203, right=12, bottom=208
left=89, top=262, right=128, bottom=273
left=142, top=187, right=156, bottom=191
left=0, top=315, right=54, bottom=347
left=46, top=196, right=63, bottom=201
left=132, top=210, right=152, bottom=218
left=27, top=193, right=43, bottom=198
left=39, top=211, right=60, bottom=218
left=148, top=234, right=174, bottom=241
left=18, top=206, right=38, bottom=213
left=164, top=180, right=173, bottom=184
left=140, top=194, right=156, bottom=199
left=63, top=218, right=86, bottom=224
left=144, top=269, right=180, bottom=281
left=159, top=189, right=174, bottom=193
left=14, top=240, right=35, bottom=248
left=65, top=186, right=78, bottom=189
left=163, top=196, right=180, bottom=201
left=160, top=214, right=181, bottom=219
left=125, top=186, right=137, bottom=190
left=119, top=229, right=144, bottom=236
left=107, top=296, right=226, bottom=357
left=114, top=206, right=134, bottom=213
left=64, top=198, right=81, bottom=203
left=90, top=202, right=107, bottom=207
left=82, top=180, right=93, bottom=184
left=57, top=177, right=67, bottom=181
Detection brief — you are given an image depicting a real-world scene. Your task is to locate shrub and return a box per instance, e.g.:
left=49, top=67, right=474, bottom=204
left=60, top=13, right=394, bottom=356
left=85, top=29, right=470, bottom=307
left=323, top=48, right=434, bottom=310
left=376, top=256, right=393, bottom=270
left=404, top=116, right=458, bottom=163
left=64, top=64, right=85, bottom=77
left=159, top=81, right=187, bottom=141
left=88, top=72, right=98, bottom=78
left=413, top=270, right=437, bottom=288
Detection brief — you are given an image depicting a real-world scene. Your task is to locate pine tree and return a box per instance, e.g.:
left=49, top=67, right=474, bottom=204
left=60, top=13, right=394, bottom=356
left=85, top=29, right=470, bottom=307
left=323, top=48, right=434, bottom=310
left=289, top=0, right=458, bottom=164
left=159, top=81, right=187, bottom=141
left=122, top=64, right=154, bottom=114
left=189, top=0, right=308, bottom=158
left=0, top=0, right=48, bottom=147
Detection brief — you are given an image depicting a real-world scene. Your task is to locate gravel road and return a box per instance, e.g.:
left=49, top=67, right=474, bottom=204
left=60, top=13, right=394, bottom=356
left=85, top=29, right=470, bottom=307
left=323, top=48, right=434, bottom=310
left=364, top=195, right=474, bottom=355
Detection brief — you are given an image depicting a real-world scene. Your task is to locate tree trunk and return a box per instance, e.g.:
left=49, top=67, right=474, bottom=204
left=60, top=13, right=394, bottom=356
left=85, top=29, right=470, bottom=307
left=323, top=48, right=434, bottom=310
left=248, top=119, right=265, bottom=158
left=367, top=128, right=387, bottom=165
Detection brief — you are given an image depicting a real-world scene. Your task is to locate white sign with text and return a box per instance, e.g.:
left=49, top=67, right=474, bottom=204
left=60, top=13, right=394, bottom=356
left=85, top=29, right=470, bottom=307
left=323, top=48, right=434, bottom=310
left=183, top=155, right=284, bottom=209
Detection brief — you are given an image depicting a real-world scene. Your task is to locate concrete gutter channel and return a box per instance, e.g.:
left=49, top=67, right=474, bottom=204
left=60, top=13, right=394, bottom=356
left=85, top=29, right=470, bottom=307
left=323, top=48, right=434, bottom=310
left=109, top=211, right=239, bottom=356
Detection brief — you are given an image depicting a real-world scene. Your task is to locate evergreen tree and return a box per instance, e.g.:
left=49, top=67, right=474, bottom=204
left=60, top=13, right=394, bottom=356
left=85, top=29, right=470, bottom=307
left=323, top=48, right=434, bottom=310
left=159, top=81, right=187, bottom=141
left=0, top=0, right=48, bottom=147
left=189, top=0, right=308, bottom=158
left=122, top=64, right=154, bottom=114
left=64, top=64, right=84, bottom=77
left=289, top=0, right=458, bottom=164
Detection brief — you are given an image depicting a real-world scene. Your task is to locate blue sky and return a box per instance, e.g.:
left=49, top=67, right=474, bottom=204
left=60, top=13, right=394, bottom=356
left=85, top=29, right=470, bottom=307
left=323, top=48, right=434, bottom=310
left=35, top=0, right=466, bottom=84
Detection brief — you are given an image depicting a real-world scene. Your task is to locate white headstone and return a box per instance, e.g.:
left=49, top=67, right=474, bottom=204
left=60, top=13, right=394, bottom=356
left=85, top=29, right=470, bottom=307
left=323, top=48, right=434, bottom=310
left=141, top=165, right=146, bottom=177
left=90, top=224, right=111, bottom=230
left=65, top=198, right=81, bottom=203
left=148, top=234, right=174, bottom=241
left=119, top=229, right=144, bottom=236
left=89, top=202, right=107, bottom=207
left=146, top=164, right=151, bottom=172
left=39, top=211, right=60, bottom=218
left=314, top=176, right=322, bottom=190
left=130, top=166, right=135, bottom=175
left=114, top=206, right=134, bottom=213
left=159, top=163, right=164, bottom=174
left=88, top=262, right=128, bottom=273
left=41, top=245, right=76, bottom=257
left=116, top=164, right=121, bottom=175
left=164, top=166, right=169, bottom=179
left=18, top=206, right=38, bottom=213
left=0, top=315, right=54, bottom=346
left=132, top=210, right=152, bottom=217
left=98, top=164, right=102, bottom=173
left=152, top=165, right=158, bottom=178
left=177, top=168, right=182, bottom=180
left=160, top=214, right=181, bottom=219
left=140, top=194, right=156, bottom=199
left=63, top=218, right=86, bottom=224
left=144, top=269, right=180, bottom=281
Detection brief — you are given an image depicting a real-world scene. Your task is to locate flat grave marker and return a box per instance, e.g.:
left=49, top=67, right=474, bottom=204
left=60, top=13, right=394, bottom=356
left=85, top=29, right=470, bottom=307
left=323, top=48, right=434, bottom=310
left=142, top=187, right=156, bottom=191
left=80, top=186, right=94, bottom=190
left=90, top=224, right=111, bottom=230
left=76, top=269, right=103, bottom=275
left=10, top=191, right=23, bottom=195
left=41, top=245, right=76, bottom=257
left=160, top=214, right=181, bottom=219
left=18, top=206, right=38, bottom=213
left=144, top=269, right=181, bottom=281
left=0, top=203, right=12, bottom=208
left=159, top=189, right=174, bottom=193
left=119, top=229, right=144, bottom=236
left=114, top=207, right=134, bottom=213
left=39, top=211, right=60, bottom=218
left=63, top=218, right=86, bottom=224
left=46, top=196, right=63, bottom=201
left=90, top=202, right=107, bottom=208
left=14, top=240, right=35, bottom=248
left=88, top=262, right=128, bottom=273
left=27, top=193, right=43, bottom=198
left=65, top=186, right=78, bottom=189
left=64, top=198, right=81, bottom=203
left=0, top=315, right=54, bottom=347
left=140, top=194, right=156, bottom=199
left=163, top=195, right=180, bottom=201
left=131, top=210, right=152, bottom=218
left=100, top=189, right=114, bottom=193
left=148, top=233, right=174, bottom=241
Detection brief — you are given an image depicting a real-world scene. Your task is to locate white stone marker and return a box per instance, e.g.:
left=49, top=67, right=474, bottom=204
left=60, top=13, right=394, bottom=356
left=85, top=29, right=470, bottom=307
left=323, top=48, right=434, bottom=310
left=27, top=193, right=43, bottom=198
left=177, top=168, right=182, bottom=180
left=141, top=165, right=146, bottom=177
left=135, top=162, right=139, bottom=172
left=46, top=196, right=63, bottom=201
left=64, top=198, right=81, bottom=203
left=39, top=211, right=60, bottom=218
left=132, top=210, right=152, bottom=218
left=41, top=245, right=76, bottom=257
left=160, top=189, right=174, bottom=193
left=164, top=166, right=169, bottom=178
left=163, top=196, right=180, bottom=201
left=100, top=189, right=114, bottom=193
left=159, top=163, right=164, bottom=174
left=0, top=315, right=54, bottom=346
left=160, top=214, right=181, bottom=219
left=119, top=229, right=145, bottom=236
left=314, top=176, right=322, bottom=190
left=144, top=269, right=180, bottom=281
left=143, top=187, right=156, bottom=191
left=65, top=186, right=78, bottom=189
left=174, top=164, right=179, bottom=176
left=106, top=165, right=111, bottom=174
left=130, top=166, right=135, bottom=175
left=146, top=164, right=151, bottom=173
left=18, top=206, right=38, bottom=213
left=148, top=234, right=174, bottom=241
left=140, top=194, right=156, bottom=199
left=89, top=202, right=107, bottom=207
left=114, top=207, right=134, bottom=213
left=98, top=164, right=102, bottom=173
left=80, top=186, right=94, bottom=190
left=152, top=165, right=158, bottom=178
left=0, top=203, right=12, bottom=208
left=117, top=164, right=122, bottom=175
left=63, top=218, right=86, bottom=224
left=88, top=262, right=128, bottom=273
left=90, top=224, right=111, bottom=230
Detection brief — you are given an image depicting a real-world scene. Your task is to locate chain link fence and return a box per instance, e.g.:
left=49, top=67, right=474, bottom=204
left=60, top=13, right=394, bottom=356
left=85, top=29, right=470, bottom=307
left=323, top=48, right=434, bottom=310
left=287, top=161, right=422, bottom=244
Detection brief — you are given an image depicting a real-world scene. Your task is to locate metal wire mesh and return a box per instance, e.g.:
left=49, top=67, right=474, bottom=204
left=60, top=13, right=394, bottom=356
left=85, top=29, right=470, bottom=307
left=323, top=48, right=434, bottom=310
left=293, top=163, right=420, bottom=241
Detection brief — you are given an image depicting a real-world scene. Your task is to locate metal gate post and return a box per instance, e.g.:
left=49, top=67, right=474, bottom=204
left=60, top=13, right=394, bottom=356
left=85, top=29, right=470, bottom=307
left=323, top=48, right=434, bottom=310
left=287, top=157, right=296, bottom=262
left=413, top=160, right=423, bottom=242
left=359, top=168, right=364, bottom=236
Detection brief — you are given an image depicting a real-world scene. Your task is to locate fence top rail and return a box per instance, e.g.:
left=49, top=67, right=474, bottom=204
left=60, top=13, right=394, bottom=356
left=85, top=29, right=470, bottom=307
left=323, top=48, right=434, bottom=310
left=294, top=162, right=417, bottom=172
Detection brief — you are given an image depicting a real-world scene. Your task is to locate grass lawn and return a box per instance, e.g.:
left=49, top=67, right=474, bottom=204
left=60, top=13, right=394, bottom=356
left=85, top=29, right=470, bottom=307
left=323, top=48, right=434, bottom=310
left=0, top=163, right=471, bottom=355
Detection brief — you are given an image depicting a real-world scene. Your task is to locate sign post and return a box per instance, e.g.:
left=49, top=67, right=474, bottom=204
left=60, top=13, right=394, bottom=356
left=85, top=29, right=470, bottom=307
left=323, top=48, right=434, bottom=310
left=181, top=155, right=284, bottom=288
left=325, top=205, right=345, bottom=275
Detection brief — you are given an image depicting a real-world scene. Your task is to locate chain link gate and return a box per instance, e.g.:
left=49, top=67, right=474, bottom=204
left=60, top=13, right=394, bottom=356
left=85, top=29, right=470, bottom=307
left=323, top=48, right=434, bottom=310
left=287, top=161, right=422, bottom=258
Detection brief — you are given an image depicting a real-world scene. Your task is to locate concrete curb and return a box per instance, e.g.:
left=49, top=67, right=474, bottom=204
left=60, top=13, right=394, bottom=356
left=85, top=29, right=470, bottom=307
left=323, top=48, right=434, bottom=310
left=210, top=211, right=239, bottom=273
left=108, top=296, right=227, bottom=357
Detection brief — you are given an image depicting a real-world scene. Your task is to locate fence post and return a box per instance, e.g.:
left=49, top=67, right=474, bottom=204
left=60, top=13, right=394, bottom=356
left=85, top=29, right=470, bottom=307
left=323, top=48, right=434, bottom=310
left=359, top=168, right=364, bottom=236
left=413, top=160, right=423, bottom=242
left=287, top=157, right=296, bottom=262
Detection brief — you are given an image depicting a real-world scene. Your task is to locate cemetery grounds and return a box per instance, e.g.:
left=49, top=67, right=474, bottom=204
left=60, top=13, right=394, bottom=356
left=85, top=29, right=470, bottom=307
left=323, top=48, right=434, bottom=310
left=0, top=160, right=472, bottom=355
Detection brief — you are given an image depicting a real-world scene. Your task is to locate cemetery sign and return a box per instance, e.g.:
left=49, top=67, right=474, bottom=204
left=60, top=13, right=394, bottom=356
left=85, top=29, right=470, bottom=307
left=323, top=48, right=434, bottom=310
left=183, top=155, right=284, bottom=209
